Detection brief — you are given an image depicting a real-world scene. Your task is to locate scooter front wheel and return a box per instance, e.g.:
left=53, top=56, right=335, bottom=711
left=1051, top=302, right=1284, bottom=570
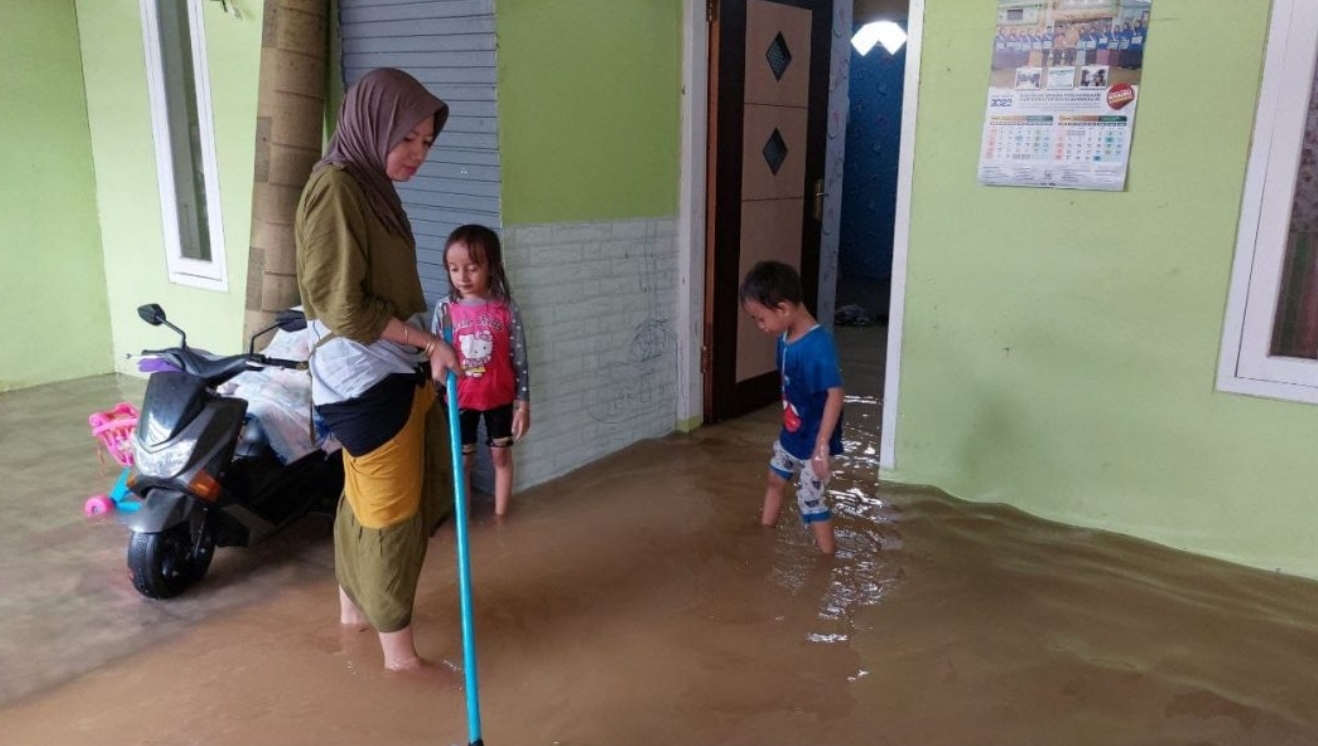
left=127, top=523, right=215, bottom=599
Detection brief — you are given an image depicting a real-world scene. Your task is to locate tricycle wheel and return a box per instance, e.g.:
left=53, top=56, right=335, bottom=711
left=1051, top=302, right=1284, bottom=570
left=84, top=495, right=115, bottom=516
left=127, top=523, right=215, bottom=599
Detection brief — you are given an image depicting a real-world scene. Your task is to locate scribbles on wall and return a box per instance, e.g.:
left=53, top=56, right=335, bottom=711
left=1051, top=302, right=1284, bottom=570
left=587, top=227, right=677, bottom=425
left=587, top=318, right=675, bottom=425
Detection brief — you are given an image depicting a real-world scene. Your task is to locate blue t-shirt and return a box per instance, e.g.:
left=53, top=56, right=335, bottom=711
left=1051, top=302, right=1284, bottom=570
left=777, top=326, right=844, bottom=460
left=1130, top=26, right=1145, bottom=50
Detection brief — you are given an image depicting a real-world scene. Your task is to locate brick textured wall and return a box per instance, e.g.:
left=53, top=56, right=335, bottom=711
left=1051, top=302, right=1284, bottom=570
left=465, top=217, right=679, bottom=494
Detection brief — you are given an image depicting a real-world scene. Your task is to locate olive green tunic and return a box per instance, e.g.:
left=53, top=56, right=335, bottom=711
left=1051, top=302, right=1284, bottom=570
left=295, top=165, right=451, bottom=633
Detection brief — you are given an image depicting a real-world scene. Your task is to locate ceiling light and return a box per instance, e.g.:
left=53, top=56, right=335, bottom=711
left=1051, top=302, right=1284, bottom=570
left=851, top=21, right=907, bottom=56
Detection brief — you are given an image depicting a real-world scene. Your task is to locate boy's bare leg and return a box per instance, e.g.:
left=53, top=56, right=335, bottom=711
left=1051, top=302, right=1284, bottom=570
left=761, top=470, right=788, bottom=527
left=491, top=445, right=513, bottom=516
left=339, top=586, right=369, bottom=629
left=379, top=625, right=424, bottom=671
left=811, top=519, right=836, bottom=555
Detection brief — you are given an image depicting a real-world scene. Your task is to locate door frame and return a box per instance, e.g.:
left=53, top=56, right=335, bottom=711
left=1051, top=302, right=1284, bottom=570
left=676, top=0, right=926, bottom=471
left=676, top=0, right=711, bottom=433
left=878, top=0, right=924, bottom=472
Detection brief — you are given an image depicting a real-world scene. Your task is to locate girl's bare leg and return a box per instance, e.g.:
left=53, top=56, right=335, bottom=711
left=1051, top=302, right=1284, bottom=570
left=491, top=445, right=513, bottom=516
left=339, top=586, right=368, bottom=629
left=761, top=470, right=788, bottom=527
left=461, top=451, right=475, bottom=499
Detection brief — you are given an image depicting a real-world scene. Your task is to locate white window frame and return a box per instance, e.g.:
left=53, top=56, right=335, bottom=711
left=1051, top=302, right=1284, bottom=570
left=140, top=0, right=227, bottom=291
left=1218, top=0, right=1318, bottom=403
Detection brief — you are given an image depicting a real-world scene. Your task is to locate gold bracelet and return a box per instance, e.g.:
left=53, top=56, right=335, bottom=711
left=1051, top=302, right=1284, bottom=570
left=403, top=326, right=411, bottom=345
left=423, top=340, right=436, bottom=357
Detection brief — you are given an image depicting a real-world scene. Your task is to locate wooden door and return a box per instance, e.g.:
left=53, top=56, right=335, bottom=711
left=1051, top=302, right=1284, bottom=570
left=705, top=0, right=832, bottom=422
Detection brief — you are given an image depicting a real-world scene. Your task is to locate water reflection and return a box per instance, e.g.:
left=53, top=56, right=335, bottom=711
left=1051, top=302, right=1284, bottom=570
left=765, top=392, right=905, bottom=645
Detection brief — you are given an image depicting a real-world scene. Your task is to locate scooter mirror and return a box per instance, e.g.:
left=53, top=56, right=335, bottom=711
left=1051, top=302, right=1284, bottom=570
left=275, top=309, right=307, bottom=332
left=138, top=304, right=167, bottom=326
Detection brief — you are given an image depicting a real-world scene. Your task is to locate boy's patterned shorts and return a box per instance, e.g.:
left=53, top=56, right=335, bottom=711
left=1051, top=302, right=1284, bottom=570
left=769, top=439, right=832, bottom=524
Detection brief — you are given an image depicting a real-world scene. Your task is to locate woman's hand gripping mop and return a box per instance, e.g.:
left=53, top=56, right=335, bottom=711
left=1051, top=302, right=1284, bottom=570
left=441, top=308, right=485, bottom=746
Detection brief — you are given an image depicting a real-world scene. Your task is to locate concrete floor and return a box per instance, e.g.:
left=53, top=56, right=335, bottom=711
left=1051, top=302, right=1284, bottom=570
left=0, top=373, right=341, bottom=705
left=835, top=274, right=891, bottom=324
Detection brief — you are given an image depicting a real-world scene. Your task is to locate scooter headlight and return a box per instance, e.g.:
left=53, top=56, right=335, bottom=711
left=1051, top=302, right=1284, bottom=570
left=134, top=441, right=192, bottom=477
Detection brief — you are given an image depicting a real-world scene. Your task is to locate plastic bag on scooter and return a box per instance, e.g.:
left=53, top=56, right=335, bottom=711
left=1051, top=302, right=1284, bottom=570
left=217, top=329, right=339, bottom=463
left=260, top=325, right=313, bottom=362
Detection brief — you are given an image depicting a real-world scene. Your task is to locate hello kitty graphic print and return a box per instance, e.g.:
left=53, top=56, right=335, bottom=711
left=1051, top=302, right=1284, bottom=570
left=447, top=299, right=517, bottom=411
left=460, top=330, right=494, bottom=377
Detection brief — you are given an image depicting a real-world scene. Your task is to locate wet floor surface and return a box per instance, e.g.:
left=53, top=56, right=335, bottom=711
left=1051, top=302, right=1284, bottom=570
left=2, top=356, right=1318, bottom=745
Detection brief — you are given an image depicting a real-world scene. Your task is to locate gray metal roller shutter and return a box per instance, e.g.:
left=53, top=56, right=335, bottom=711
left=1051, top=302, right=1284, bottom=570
left=339, top=0, right=502, bottom=300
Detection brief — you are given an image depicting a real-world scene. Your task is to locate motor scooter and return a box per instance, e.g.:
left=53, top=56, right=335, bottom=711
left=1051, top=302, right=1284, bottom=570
left=124, top=303, right=344, bottom=599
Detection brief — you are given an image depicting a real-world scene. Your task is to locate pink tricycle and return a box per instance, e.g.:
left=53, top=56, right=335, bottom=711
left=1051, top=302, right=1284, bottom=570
left=83, top=402, right=142, bottom=516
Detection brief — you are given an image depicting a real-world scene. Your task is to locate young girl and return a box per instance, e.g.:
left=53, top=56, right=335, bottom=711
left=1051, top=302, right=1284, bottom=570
left=432, top=224, right=530, bottom=517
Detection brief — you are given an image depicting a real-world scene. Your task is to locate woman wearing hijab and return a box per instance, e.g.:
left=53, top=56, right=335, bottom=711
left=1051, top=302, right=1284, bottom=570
left=295, top=67, right=460, bottom=671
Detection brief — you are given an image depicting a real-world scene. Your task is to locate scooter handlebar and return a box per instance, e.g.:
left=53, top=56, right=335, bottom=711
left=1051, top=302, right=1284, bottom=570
left=138, top=346, right=253, bottom=386
left=250, top=355, right=307, bottom=371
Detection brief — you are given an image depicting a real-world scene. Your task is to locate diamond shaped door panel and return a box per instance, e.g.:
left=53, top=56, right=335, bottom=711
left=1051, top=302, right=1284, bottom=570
left=744, top=1, right=811, bottom=107
left=741, top=106, right=808, bottom=200
left=766, top=32, right=793, bottom=80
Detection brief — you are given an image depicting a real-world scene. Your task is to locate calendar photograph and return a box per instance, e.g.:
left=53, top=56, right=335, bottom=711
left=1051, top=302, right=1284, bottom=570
left=1015, top=67, right=1044, bottom=89
left=1079, top=66, right=1111, bottom=88
left=981, top=0, right=1152, bottom=191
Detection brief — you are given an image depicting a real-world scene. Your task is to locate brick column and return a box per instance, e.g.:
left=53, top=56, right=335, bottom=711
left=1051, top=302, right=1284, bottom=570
left=243, top=0, right=330, bottom=345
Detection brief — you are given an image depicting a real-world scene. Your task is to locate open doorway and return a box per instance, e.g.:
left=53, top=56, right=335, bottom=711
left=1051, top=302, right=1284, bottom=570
left=830, top=0, right=910, bottom=402
left=685, top=0, right=923, bottom=464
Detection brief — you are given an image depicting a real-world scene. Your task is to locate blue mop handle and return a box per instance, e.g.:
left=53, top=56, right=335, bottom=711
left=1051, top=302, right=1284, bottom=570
left=442, top=313, right=484, bottom=746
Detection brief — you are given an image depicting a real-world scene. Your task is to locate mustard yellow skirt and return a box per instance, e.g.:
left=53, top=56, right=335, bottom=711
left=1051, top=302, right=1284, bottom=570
left=334, top=384, right=450, bottom=633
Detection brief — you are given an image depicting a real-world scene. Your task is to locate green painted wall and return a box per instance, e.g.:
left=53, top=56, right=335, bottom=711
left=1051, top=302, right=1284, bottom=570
left=75, top=0, right=262, bottom=370
left=0, top=0, right=112, bottom=391
left=495, top=0, right=682, bottom=224
left=889, top=0, right=1318, bottom=578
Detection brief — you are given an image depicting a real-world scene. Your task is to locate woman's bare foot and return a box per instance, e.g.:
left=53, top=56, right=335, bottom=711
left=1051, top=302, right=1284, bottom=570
left=383, top=656, right=465, bottom=687
left=380, top=625, right=423, bottom=670
left=384, top=655, right=425, bottom=672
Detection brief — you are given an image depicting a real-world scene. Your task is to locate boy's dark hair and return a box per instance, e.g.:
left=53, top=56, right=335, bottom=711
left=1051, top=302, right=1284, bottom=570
left=444, top=224, right=512, bottom=302
left=739, top=260, right=803, bottom=309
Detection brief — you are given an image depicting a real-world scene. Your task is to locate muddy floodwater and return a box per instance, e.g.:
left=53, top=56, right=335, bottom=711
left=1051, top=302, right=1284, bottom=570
left=1, top=369, right=1317, bottom=745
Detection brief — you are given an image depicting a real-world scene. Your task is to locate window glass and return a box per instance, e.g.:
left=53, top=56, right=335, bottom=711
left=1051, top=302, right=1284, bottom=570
left=1270, top=69, right=1318, bottom=360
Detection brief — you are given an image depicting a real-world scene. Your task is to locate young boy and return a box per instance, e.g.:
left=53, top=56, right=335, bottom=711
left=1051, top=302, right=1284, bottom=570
left=739, top=261, right=844, bottom=555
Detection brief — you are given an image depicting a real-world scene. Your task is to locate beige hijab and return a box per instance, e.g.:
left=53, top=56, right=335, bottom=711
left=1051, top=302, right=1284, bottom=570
left=314, top=68, right=449, bottom=242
